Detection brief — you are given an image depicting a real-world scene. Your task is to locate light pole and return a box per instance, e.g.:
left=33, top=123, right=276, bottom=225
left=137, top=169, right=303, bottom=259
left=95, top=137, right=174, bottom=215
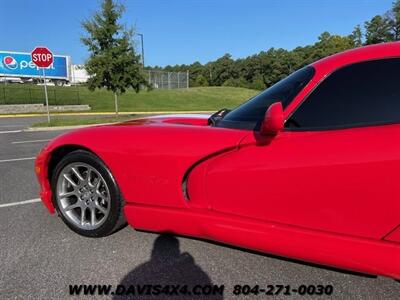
left=137, top=33, right=145, bottom=67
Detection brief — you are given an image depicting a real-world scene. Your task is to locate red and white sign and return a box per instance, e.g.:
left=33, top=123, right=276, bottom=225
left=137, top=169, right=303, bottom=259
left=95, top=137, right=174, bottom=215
left=31, top=47, right=53, bottom=68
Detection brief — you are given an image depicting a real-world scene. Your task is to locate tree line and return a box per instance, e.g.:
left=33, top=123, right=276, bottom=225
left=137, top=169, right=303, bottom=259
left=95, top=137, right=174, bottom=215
left=156, top=1, right=400, bottom=90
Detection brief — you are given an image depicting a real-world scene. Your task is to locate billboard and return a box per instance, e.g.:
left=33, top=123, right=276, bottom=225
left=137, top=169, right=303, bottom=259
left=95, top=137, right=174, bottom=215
left=0, top=51, right=69, bottom=80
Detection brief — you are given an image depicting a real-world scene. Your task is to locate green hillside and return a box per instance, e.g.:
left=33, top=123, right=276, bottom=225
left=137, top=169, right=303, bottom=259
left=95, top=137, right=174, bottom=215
left=0, top=85, right=259, bottom=112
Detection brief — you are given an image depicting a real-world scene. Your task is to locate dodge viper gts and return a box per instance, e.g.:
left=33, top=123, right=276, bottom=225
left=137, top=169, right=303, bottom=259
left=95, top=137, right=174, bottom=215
left=35, top=42, right=400, bottom=279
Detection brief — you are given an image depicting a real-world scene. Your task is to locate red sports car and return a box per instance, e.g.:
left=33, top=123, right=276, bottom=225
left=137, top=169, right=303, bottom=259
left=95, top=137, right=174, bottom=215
left=35, top=42, right=400, bottom=279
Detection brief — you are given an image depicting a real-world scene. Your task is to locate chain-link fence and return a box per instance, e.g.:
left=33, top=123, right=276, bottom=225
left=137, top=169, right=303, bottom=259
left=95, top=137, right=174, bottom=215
left=0, top=69, right=189, bottom=105
left=147, top=70, right=189, bottom=89
left=0, top=85, right=80, bottom=105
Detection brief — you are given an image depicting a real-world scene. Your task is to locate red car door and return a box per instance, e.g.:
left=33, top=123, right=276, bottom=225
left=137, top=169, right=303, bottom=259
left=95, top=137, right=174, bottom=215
left=205, top=125, right=400, bottom=239
left=205, top=58, right=400, bottom=240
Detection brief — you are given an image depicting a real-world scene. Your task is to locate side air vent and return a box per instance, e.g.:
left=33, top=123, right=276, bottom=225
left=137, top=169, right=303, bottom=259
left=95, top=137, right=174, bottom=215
left=181, top=146, right=237, bottom=202
left=182, top=176, right=190, bottom=201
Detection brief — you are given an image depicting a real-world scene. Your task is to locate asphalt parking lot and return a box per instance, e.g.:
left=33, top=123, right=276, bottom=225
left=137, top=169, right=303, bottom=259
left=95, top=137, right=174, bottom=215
left=0, top=116, right=399, bottom=299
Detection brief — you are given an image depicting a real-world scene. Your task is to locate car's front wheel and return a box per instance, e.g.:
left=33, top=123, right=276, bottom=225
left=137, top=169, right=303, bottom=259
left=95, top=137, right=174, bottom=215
left=51, top=150, right=125, bottom=237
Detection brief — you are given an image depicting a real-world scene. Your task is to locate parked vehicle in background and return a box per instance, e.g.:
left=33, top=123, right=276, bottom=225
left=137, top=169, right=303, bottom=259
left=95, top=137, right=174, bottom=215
left=0, top=50, right=88, bottom=85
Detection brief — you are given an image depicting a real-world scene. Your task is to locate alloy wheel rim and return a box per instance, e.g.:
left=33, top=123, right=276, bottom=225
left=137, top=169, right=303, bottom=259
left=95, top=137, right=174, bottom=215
left=56, top=162, right=111, bottom=230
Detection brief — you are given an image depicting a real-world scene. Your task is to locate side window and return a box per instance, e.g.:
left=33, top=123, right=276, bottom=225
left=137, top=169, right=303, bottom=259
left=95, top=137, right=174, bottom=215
left=287, top=58, right=400, bottom=130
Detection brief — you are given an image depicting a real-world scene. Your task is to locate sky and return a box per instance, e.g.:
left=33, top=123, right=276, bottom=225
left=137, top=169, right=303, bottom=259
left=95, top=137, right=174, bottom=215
left=0, top=0, right=394, bottom=67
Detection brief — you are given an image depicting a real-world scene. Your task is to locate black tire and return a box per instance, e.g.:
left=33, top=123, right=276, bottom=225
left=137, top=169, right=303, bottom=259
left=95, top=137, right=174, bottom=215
left=51, top=150, right=126, bottom=237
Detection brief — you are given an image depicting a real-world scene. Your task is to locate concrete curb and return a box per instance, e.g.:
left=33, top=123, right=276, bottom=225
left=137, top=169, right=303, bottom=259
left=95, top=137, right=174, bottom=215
left=24, top=123, right=115, bottom=132
left=0, top=104, right=91, bottom=114
left=0, top=111, right=215, bottom=118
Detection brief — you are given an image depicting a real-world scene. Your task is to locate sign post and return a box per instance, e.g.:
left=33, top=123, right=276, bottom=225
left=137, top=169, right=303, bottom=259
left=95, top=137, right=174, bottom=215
left=42, top=68, right=50, bottom=123
left=31, top=47, right=54, bottom=124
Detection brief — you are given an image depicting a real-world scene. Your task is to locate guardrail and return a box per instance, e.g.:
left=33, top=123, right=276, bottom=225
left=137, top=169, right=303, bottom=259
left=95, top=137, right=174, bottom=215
left=0, top=85, right=81, bottom=105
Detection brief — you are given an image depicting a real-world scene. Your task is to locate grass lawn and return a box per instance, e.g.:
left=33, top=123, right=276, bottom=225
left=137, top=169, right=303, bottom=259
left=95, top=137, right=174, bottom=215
left=0, top=85, right=259, bottom=112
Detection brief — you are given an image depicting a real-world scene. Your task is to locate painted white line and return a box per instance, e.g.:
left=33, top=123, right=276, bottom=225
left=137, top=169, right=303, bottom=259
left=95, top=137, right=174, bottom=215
left=0, top=198, right=41, bottom=209
left=12, top=139, right=50, bottom=144
left=0, top=157, right=35, bottom=163
left=0, top=130, right=22, bottom=134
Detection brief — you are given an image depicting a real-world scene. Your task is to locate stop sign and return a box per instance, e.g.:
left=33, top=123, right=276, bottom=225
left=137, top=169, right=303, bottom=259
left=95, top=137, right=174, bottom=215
left=31, top=47, right=53, bottom=68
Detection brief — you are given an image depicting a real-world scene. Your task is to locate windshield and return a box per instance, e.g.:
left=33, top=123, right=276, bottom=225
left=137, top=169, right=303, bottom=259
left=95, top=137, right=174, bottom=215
left=216, top=66, right=315, bottom=130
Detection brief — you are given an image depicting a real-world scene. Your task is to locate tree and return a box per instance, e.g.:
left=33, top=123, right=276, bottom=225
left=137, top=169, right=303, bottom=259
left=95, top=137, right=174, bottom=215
left=81, top=0, right=147, bottom=116
left=351, top=25, right=363, bottom=47
left=393, top=0, right=400, bottom=39
left=194, top=74, right=209, bottom=87
left=386, top=0, right=400, bottom=40
left=188, top=61, right=205, bottom=86
left=311, top=32, right=355, bottom=61
left=364, top=15, right=393, bottom=44
left=211, top=54, right=236, bottom=86
left=249, top=75, right=265, bottom=90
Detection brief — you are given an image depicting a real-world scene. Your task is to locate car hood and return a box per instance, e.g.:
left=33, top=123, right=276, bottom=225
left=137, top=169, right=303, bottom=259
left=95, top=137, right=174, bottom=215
left=50, top=113, right=249, bottom=157
left=111, top=113, right=212, bottom=127
left=43, top=114, right=249, bottom=208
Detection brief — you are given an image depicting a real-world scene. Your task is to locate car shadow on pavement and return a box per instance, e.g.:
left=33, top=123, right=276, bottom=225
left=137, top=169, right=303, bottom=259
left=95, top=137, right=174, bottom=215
left=113, top=234, right=223, bottom=299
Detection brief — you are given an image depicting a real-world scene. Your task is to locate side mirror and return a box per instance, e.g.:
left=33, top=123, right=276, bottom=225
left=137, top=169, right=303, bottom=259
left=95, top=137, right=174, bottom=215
left=260, top=102, right=284, bottom=135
